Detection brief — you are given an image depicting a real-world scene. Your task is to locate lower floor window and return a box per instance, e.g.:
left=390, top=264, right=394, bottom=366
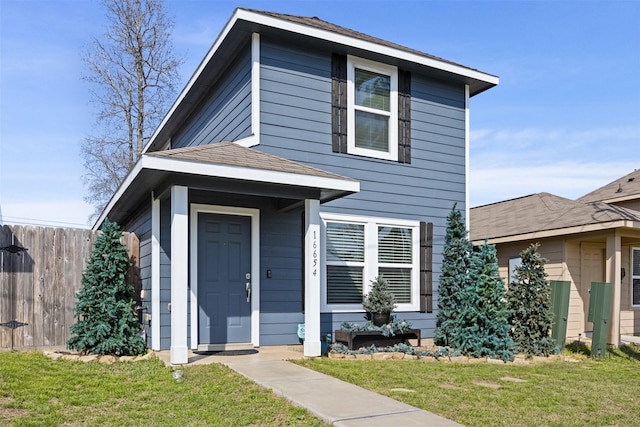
left=321, top=213, right=419, bottom=312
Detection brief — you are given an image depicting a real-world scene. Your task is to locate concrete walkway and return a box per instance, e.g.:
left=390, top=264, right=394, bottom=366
left=157, top=346, right=463, bottom=426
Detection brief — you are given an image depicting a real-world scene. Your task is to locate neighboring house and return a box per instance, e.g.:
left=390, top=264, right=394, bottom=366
left=95, top=8, right=498, bottom=364
left=470, top=169, right=640, bottom=347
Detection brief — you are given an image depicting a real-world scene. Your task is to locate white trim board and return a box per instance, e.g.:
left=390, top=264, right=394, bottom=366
left=189, top=204, right=261, bottom=349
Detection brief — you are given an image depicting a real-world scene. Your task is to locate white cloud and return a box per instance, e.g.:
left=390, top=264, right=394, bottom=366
left=469, top=124, right=640, bottom=206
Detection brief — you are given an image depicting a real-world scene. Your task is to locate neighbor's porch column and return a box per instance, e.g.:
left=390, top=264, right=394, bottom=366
left=170, top=185, right=189, bottom=364
left=606, top=232, right=622, bottom=346
left=304, top=199, right=321, bottom=357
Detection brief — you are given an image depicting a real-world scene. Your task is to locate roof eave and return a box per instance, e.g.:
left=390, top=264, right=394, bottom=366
left=472, top=219, right=640, bottom=245
left=93, top=154, right=360, bottom=230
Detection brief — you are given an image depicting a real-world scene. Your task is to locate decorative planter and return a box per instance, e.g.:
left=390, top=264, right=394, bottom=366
left=370, top=312, right=391, bottom=326
left=334, top=329, right=421, bottom=350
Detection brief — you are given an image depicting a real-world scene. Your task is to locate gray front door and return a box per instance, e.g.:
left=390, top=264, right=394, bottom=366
left=198, top=212, right=251, bottom=344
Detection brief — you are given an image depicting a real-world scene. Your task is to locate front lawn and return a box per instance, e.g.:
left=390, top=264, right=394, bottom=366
left=296, top=345, right=640, bottom=427
left=0, top=352, right=326, bottom=426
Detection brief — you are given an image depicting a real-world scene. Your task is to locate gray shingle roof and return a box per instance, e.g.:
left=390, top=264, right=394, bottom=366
left=146, top=142, right=356, bottom=181
left=240, top=8, right=491, bottom=77
left=577, top=169, right=640, bottom=203
left=470, top=175, right=640, bottom=242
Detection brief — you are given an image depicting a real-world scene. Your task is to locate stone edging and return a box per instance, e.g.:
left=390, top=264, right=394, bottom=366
left=327, top=352, right=580, bottom=365
left=43, top=350, right=156, bottom=364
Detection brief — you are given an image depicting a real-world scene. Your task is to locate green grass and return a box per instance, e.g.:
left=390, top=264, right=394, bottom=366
left=296, top=344, right=640, bottom=427
left=0, top=352, right=326, bottom=426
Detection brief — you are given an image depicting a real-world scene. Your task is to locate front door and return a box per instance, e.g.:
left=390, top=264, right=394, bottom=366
left=198, top=213, right=251, bottom=345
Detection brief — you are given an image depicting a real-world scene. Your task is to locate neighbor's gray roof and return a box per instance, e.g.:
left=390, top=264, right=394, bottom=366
left=470, top=184, right=640, bottom=242
left=146, top=142, right=356, bottom=182
left=577, top=169, right=640, bottom=203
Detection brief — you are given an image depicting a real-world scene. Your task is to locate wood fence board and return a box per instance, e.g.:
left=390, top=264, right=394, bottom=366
left=42, top=227, right=56, bottom=346
left=12, top=226, right=25, bottom=348
left=0, top=226, right=12, bottom=347
left=21, top=226, right=35, bottom=347
left=32, top=226, right=45, bottom=347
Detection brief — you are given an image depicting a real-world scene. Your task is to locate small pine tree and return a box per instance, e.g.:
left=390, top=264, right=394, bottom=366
left=68, top=220, right=146, bottom=356
left=363, top=276, right=397, bottom=314
left=434, top=204, right=473, bottom=347
left=465, top=242, right=514, bottom=362
left=507, top=243, right=557, bottom=357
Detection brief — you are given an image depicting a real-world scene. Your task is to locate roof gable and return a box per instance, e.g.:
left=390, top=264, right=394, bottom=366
left=143, top=7, right=498, bottom=154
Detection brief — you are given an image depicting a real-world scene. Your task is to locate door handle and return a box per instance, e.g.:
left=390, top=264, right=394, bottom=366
left=246, top=282, right=251, bottom=302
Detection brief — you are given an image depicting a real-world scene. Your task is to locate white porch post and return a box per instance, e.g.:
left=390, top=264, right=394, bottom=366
left=606, top=232, right=621, bottom=346
left=151, top=196, right=160, bottom=351
left=304, top=199, right=321, bottom=357
left=170, top=185, right=189, bottom=364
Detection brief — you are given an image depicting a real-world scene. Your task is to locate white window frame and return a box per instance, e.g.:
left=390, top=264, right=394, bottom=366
left=632, top=247, right=640, bottom=308
left=347, top=56, right=398, bottom=161
left=320, top=212, right=419, bottom=313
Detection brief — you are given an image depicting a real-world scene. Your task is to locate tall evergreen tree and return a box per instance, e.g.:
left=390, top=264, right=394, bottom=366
left=434, top=204, right=473, bottom=347
left=68, top=220, right=146, bottom=356
left=464, top=242, right=514, bottom=361
left=507, top=243, right=557, bottom=356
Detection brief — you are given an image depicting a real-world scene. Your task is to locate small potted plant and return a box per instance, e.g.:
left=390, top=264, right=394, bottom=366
left=362, top=276, right=397, bottom=326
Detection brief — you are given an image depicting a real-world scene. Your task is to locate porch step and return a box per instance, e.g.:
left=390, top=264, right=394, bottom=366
left=197, top=343, right=255, bottom=352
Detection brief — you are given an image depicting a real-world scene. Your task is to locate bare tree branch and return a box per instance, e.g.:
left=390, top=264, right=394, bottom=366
left=81, top=0, right=182, bottom=220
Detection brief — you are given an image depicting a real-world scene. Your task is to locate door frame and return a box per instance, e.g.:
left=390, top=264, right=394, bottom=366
left=190, top=204, right=260, bottom=349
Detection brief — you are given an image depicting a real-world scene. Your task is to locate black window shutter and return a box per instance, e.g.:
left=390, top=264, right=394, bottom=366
left=331, top=54, right=348, bottom=154
left=420, top=221, right=433, bottom=313
left=398, top=69, right=411, bottom=164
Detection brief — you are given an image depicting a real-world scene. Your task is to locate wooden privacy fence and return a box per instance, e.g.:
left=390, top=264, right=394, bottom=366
left=0, top=225, right=138, bottom=350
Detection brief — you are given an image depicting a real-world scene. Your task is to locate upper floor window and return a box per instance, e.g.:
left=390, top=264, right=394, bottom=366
left=347, top=56, right=398, bottom=161
left=332, top=54, right=411, bottom=163
left=632, top=248, right=640, bottom=307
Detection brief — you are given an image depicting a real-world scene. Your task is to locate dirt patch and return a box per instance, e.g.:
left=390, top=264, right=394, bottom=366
left=0, top=398, right=28, bottom=422
left=500, top=376, right=527, bottom=383
left=473, top=380, right=500, bottom=389
left=439, top=382, right=459, bottom=390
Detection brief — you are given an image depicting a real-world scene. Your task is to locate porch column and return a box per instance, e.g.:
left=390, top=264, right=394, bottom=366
left=170, top=185, right=189, bottom=364
left=606, top=232, right=621, bottom=346
left=304, top=199, right=321, bottom=357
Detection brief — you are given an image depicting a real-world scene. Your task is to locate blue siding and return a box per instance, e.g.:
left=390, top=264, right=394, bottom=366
left=259, top=207, right=305, bottom=345
left=172, top=45, right=252, bottom=148
left=259, top=36, right=468, bottom=339
left=159, top=199, right=172, bottom=350
left=121, top=204, right=152, bottom=348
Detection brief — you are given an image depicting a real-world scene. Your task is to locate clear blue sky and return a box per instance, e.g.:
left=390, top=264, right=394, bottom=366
left=1, top=0, right=639, bottom=228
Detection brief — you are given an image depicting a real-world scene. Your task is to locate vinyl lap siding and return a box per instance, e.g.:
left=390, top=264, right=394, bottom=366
left=259, top=37, right=467, bottom=339
left=121, top=204, right=152, bottom=348
left=172, top=46, right=252, bottom=148
left=259, top=209, right=305, bottom=345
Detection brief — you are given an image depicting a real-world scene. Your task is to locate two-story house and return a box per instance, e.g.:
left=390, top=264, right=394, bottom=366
left=95, top=8, right=498, bottom=364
